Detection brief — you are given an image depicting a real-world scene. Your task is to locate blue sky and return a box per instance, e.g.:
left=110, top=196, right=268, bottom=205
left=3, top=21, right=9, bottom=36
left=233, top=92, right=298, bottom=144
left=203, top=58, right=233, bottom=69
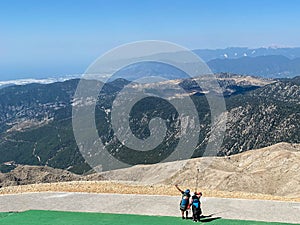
left=0, top=0, right=299, bottom=80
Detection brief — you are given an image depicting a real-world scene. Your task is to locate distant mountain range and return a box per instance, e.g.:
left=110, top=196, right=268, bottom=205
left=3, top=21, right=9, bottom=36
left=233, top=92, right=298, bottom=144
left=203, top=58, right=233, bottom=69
left=194, top=47, right=300, bottom=61
left=0, top=74, right=299, bottom=174
left=207, top=55, right=300, bottom=78
left=84, top=47, right=300, bottom=80
left=110, top=55, right=300, bottom=80
left=1, top=47, right=300, bottom=88
left=196, top=47, right=300, bottom=78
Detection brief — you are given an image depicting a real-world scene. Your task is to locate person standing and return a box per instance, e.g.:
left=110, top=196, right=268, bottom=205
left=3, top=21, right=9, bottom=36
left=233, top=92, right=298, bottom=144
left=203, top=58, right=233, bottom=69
left=175, top=184, right=191, bottom=219
left=191, top=192, right=202, bottom=222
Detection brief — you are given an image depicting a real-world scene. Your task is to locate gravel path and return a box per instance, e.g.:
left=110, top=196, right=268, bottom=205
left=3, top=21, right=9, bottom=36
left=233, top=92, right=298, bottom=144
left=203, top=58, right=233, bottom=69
left=0, top=192, right=300, bottom=224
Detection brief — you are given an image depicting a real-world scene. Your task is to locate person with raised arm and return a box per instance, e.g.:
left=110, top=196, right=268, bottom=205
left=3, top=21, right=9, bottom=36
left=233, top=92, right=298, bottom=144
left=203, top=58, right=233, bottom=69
left=175, top=184, right=191, bottom=219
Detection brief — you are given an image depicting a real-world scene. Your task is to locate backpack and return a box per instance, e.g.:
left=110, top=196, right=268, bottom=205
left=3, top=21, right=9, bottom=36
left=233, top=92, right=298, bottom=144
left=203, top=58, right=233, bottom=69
left=192, top=195, right=200, bottom=208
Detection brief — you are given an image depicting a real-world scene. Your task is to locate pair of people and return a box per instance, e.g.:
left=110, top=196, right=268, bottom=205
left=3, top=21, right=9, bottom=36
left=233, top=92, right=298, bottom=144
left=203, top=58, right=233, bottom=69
left=175, top=184, right=202, bottom=222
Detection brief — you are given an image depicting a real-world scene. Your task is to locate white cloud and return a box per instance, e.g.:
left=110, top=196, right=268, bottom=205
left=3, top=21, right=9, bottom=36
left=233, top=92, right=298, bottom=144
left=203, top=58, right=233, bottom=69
left=0, top=75, right=82, bottom=87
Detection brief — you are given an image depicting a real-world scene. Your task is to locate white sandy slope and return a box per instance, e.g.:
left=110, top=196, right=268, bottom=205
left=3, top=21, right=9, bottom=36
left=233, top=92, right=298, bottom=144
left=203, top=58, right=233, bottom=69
left=96, top=142, right=300, bottom=198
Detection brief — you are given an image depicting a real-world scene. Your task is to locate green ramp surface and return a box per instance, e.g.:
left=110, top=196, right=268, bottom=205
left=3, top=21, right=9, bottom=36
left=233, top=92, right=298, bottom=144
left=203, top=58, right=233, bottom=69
left=0, top=210, right=298, bottom=225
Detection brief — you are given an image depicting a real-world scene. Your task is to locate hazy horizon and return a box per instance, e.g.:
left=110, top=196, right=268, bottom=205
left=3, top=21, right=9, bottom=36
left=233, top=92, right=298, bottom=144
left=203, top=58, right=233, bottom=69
left=1, top=0, right=300, bottom=80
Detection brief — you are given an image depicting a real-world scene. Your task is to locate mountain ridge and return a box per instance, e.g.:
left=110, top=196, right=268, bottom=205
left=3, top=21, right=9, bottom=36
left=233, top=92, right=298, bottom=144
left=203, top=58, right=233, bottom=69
left=194, top=47, right=300, bottom=61
left=0, top=74, right=299, bottom=174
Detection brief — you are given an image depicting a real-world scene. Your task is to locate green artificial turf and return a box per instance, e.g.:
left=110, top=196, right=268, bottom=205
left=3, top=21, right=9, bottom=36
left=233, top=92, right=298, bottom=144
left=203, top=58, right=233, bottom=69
left=0, top=213, right=11, bottom=219
left=0, top=210, right=297, bottom=225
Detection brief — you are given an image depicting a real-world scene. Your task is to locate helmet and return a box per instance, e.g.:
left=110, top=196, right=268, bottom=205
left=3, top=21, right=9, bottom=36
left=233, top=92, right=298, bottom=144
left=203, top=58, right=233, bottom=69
left=185, top=189, right=190, bottom=194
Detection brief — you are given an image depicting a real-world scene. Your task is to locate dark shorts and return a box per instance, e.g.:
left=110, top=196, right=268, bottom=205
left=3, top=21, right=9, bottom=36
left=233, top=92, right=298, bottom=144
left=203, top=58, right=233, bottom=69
left=192, top=205, right=202, bottom=216
left=180, top=203, right=188, bottom=211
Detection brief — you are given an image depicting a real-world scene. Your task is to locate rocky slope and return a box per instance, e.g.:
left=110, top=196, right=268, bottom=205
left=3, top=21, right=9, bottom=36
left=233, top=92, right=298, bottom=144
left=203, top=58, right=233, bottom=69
left=221, top=77, right=300, bottom=155
left=0, top=165, right=83, bottom=187
left=99, top=142, right=300, bottom=198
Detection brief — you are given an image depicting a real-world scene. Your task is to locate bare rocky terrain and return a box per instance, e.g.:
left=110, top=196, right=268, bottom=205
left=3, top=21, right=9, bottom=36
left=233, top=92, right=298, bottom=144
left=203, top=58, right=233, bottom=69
left=0, top=165, right=101, bottom=188
left=98, top=142, right=300, bottom=199
left=0, top=142, right=300, bottom=202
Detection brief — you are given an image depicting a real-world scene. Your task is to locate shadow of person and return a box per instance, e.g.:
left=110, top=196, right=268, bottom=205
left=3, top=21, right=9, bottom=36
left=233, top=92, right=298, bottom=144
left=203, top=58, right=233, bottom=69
left=200, top=216, right=222, bottom=223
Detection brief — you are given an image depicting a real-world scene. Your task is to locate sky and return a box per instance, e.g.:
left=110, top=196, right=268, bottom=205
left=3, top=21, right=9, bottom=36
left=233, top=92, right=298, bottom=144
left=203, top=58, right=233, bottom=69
left=0, top=0, right=300, bottom=80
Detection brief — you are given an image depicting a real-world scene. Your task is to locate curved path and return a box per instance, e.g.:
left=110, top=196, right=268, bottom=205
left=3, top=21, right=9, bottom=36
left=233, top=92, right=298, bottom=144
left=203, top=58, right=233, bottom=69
left=0, top=192, right=299, bottom=224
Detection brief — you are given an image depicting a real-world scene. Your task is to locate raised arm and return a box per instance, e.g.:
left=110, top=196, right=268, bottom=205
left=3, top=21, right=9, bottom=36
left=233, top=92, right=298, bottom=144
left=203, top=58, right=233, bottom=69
left=175, top=184, right=183, bottom=193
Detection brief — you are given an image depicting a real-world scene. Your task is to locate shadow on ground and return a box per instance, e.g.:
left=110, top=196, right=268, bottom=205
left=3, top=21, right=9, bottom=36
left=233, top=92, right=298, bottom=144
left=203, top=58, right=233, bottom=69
left=185, top=214, right=222, bottom=223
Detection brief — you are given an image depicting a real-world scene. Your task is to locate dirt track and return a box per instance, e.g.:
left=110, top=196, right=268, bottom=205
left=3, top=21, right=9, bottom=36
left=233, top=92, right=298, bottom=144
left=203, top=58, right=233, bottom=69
left=0, top=181, right=300, bottom=202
